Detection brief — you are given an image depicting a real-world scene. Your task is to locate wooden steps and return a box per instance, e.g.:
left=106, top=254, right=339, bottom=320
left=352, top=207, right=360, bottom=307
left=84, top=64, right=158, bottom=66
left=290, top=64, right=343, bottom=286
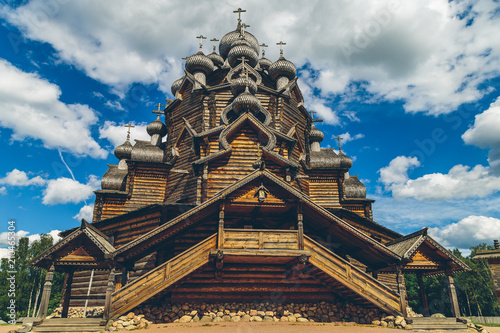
left=304, top=235, right=402, bottom=316
left=109, top=234, right=217, bottom=318
left=32, top=318, right=103, bottom=332
left=409, top=317, right=467, bottom=330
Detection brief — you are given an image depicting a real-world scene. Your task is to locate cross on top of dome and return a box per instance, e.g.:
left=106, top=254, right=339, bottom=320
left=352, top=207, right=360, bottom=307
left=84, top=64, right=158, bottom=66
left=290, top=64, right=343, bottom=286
left=124, top=123, right=135, bottom=141
left=196, top=35, right=207, bottom=51
left=233, top=8, right=246, bottom=28
left=276, top=41, right=287, bottom=56
left=210, top=38, right=219, bottom=52
left=260, top=43, right=268, bottom=57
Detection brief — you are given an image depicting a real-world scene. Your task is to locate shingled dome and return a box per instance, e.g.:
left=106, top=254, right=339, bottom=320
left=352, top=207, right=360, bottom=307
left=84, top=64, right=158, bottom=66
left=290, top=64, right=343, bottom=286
left=208, top=51, right=224, bottom=68
left=344, top=176, right=367, bottom=198
left=230, top=76, right=258, bottom=96
left=114, top=139, right=133, bottom=161
left=171, top=77, right=183, bottom=96
left=269, top=55, right=297, bottom=81
left=219, top=30, right=260, bottom=59
left=232, top=86, right=261, bottom=114
left=227, top=38, right=259, bottom=68
left=147, top=116, right=167, bottom=137
left=185, top=51, right=214, bottom=75
left=259, top=56, right=272, bottom=70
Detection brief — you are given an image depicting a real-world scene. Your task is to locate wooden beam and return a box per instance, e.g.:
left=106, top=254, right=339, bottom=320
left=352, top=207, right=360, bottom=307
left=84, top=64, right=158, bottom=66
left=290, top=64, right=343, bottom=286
left=103, top=268, right=115, bottom=321
left=396, top=265, right=408, bottom=317
left=61, top=270, right=74, bottom=318
left=217, top=203, right=225, bottom=249
left=297, top=202, right=304, bottom=250
left=37, top=264, right=55, bottom=320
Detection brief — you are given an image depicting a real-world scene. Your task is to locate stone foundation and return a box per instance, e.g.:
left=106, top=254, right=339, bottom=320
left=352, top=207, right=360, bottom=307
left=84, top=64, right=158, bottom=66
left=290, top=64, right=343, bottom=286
left=132, top=301, right=382, bottom=324
left=48, top=306, right=104, bottom=318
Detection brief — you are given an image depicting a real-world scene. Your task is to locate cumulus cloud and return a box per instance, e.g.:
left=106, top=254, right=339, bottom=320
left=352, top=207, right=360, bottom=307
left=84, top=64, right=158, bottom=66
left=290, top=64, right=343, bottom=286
left=0, top=187, right=6, bottom=195
left=74, top=204, right=94, bottom=222
left=0, top=229, right=62, bottom=260
left=42, top=175, right=100, bottom=205
left=0, top=169, right=46, bottom=187
left=429, top=216, right=500, bottom=249
left=462, top=97, right=500, bottom=173
left=99, top=121, right=150, bottom=147
left=379, top=156, right=500, bottom=200
left=0, top=59, right=107, bottom=158
left=3, top=0, right=497, bottom=115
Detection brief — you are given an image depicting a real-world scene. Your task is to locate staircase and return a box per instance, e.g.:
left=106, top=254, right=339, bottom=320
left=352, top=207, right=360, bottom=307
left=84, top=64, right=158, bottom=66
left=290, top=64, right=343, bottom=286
left=110, top=234, right=217, bottom=318
left=304, top=235, right=403, bottom=316
left=409, top=317, right=468, bottom=330
left=32, top=318, right=103, bottom=332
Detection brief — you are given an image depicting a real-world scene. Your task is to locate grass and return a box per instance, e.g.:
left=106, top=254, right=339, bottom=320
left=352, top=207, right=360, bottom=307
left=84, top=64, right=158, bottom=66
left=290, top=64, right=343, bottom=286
left=470, top=318, right=500, bottom=327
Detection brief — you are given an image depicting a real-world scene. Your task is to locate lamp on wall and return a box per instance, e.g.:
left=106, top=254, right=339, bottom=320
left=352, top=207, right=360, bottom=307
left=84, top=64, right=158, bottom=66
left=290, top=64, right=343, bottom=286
left=255, top=183, right=269, bottom=203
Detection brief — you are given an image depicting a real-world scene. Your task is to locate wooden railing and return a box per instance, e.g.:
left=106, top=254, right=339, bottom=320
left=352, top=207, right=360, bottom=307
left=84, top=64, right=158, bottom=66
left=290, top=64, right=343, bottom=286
left=304, top=235, right=402, bottom=316
left=221, top=229, right=299, bottom=250
left=110, top=234, right=217, bottom=318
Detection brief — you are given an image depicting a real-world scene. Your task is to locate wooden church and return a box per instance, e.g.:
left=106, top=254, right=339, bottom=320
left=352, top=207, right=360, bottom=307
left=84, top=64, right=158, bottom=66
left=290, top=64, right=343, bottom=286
left=29, top=9, right=470, bottom=325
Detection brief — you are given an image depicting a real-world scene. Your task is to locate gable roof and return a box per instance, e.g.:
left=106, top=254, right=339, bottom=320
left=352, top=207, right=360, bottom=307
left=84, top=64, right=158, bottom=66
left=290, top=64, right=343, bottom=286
left=386, top=228, right=470, bottom=275
left=30, top=219, right=115, bottom=271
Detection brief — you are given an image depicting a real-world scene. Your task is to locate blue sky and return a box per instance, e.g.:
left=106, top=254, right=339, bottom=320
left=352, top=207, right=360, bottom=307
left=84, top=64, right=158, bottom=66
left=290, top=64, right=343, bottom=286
left=1, top=0, right=500, bottom=257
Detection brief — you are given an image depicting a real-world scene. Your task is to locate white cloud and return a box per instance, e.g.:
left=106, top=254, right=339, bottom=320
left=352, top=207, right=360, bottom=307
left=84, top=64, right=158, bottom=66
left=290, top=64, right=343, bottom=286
left=42, top=175, right=100, bottom=205
left=332, top=132, right=364, bottom=144
left=0, top=229, right=62, bottom=261
left=0, top=169, right=46, bottom=187
left=429, top=216, right=500, bottom=249
left=462, top=97, right=500, bottom=173
left=0, top=186, right=7, bottom=195
left=0, top=59, right=107, bottom=159
left=379, top=156, right=500, bottom=200
left=99, top=121, right=150, bottom=147
left=4, top=1, right=496, bottom=116
left=378, top=156, right=420, bottom=186
left=74, top=204, right=94, bottom=222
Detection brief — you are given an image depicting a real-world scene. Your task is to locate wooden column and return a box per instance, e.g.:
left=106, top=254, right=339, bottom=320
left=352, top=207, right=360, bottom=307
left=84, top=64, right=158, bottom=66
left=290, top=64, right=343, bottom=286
left=121, top=266, right=128, bottom=287
left=446, top=269, right=460, bottom=317
left=61, top=270, right=74, bottom=318
left=217, top=203, right=225, bottom=249
left=37, top=264, right=55, bottom=320
left=103, top=268, right=115, bottom=321
left=297, top=202, right=304, bottom=250
left=396, top=265, right=407, bottom=317
left=417, top=273, right=430, bottom=317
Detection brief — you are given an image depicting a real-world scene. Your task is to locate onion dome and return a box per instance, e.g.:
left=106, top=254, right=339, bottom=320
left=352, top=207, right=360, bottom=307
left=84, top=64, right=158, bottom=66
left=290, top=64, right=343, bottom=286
left=259, top=57, right=272, bottom=70
left=227, top=38, right=259, bottom=68
left=309, top=124, right=324, bottom=144
left=171, top=77, right=183, bottom=96
left=147, top=116, right=167, bottom=137
left=269, top=55, right=297, bottom=81
left=219, top=30, right=260, bottom=60
left=232, top=86, right=261, bottom=114
left=230, top=76, right=257, bottom=96
left=208, top=51, right=224, bottom=68
left=185, top=51, right=214, bottom=75
left=114, top=139, right=132, bottom=160
left=338, top=150, right=353, bottom=169
left=344, top=176, right=367, bottom=198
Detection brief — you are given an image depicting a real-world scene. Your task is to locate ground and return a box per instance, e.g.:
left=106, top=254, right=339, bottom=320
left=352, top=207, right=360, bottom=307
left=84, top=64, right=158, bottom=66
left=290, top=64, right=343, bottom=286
left=3, top=322, right=500, bottom=333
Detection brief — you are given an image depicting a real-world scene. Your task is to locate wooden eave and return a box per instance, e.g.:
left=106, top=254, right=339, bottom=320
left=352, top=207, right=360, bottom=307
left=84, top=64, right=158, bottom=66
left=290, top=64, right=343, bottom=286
left=327, top=208, right=402, bottom=240
left=474, top=249, right=500, bottom=260
left=113, top=169, right=401, bottom=267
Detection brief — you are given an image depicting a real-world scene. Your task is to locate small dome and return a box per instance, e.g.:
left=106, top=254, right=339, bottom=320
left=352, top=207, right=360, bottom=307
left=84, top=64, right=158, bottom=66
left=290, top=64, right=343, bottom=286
left=171, top=77, right=183, bottom=96
left=338, top=151, right=353, bottom=170
left=230, top=76, right=258, bottom=96
left=232, top=87, right=262, bottom=114
left=219, top=30, right=259, bottom=59
left=147, top=116, right=167, bottom=137
left=227, top=38, right=259, bottom=68
left=269, top=56, right=297, bottom=81
left=114, top=139, right=132, bottom=160
left=259, top=57, right=272, bottom=70
left=207, top=52, right=224, bottom=68
left=344, top=176, right=367, bottom=198
left=185, top=51, right=214, bottom=75
left=309, top=124, right=324, bottom=144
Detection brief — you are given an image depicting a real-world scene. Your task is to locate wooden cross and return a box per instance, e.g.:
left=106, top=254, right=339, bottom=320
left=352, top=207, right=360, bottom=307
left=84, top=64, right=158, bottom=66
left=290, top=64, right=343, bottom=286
left=153, top=103, right=164, bottom=115
left=210, top=38, right=219, bottom=52
left=233, top=8, right=246, bottom=25
left=335, top=135, right=344, bottom=151
left=240, top=23, right=250, bottom=37
left=277, top=41, right=286, bottom=56
left=124, top=123, right=135, bottom=141
left=260, top=43, right=268, bottom=57
left=237, top=56, right=247, bottom=67
left=196, top=35, right=207, bottom=50
left=308, top=109, right=316, bottom=119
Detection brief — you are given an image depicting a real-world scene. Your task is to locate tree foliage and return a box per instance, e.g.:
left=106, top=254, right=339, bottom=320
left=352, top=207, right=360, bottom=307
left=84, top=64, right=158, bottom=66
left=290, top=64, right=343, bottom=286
left=406, top=244, right=500, bottom=317
left=0, top=234, right=64, bottom=322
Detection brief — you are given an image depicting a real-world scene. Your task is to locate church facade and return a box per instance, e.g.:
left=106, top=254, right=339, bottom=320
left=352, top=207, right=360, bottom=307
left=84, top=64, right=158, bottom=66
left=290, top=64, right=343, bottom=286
left=30, top=11, right=470, bottom=324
